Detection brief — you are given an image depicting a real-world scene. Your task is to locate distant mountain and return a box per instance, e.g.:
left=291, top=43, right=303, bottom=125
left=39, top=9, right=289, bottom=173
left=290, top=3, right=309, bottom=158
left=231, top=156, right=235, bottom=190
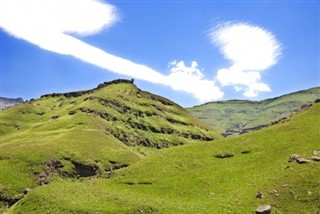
left=188, top=87, right=320, bottom=136
left=0, top=97, right=23, bottom=110
left=0, top=79, right=221, bottom=211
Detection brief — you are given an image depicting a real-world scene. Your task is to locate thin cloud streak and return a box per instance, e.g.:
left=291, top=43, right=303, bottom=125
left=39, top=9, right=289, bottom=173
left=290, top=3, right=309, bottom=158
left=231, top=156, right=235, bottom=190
left=0, top=0, right=223, bottom=102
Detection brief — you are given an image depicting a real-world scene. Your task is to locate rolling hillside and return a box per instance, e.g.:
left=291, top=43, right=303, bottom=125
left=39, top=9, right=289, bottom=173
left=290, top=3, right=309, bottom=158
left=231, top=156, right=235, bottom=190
left=1, top=84, right=320, bottom=214
left=188, top=87, right=320, bottom=136
left=0, top=79, right=220, bottom=212
left=5, top=94, right=320, bottom=213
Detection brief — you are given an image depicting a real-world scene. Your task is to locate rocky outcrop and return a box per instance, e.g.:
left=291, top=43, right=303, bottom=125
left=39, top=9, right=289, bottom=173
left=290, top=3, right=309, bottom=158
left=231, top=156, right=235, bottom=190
left=41, top=79, right=135, bottom=98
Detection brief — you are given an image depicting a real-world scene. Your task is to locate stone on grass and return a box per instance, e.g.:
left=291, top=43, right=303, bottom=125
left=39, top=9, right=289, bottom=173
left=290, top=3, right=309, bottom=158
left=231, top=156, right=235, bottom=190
left=314, top=150, right=320, bottom=155
left=311, top=156, right=320, bottom=161
left=296, top=157, right=311, bottom=164
left=288, top=154, right=299, bottom=162
left=255, top=205, right=271, bottom=214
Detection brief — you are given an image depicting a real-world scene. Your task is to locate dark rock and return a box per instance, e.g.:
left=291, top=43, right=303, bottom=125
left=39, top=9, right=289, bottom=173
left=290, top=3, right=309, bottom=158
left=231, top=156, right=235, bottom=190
left=23, top=188, right=30, bottom=194
left=166, top=118, right=188, bottom=126
left=241, top=150, right=251, bottom=154
left=0, top=193, right=25, bottom=207
left=38, top=160, right=64, bottom=185
left=300, top=103, right=313, bottom=110
left=149, top=126, right=161, bottom=133
left=214, top=153, right=234, bottom=159
left=72, top=161, right=99, bottom=178
left=68, top=110, right=76, bottom=115
left=314, top=98, right=320, bottom=103
left=51, top=115, right=59, bottom=119
left=256, top=191, right=264, bottom=199
left=41, top=79, right=133, bottom=98
left=255, top=205, right=271, bottom=214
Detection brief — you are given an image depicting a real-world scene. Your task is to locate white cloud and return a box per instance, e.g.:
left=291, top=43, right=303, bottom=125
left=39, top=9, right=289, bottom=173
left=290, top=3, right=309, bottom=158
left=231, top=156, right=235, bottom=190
left=0, top=0, right=166, bottom=84
left=0, top=0, right=225, bottom=102
left=166, top=61, right=223, bottom=102
left=210, top=22, right=281, bottom=97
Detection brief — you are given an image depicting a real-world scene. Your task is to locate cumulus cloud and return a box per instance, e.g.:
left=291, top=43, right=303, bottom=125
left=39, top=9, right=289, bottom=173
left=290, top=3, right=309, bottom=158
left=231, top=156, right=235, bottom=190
left=0, top=0, right=224, bottom=102
left=167, top=60, right=223, bottom=102
left=210, top=22, right=282, bottom=97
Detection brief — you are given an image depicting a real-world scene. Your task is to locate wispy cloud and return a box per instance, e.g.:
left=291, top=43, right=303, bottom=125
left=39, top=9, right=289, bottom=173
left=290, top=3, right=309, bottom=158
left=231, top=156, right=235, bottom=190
left=0, top=0, right=166, bottom=84
left=210, top=22, right=282, bottom=97
left=0, top=0, right=223, bottom=102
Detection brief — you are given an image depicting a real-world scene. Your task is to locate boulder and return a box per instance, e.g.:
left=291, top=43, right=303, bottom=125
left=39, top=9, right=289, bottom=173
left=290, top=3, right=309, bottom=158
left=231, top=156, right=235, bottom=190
left=255, top=205, right=271, bottom=214
left=296, top=157, right=311, bottom=164
left=311, top=156, right=320, bottom=161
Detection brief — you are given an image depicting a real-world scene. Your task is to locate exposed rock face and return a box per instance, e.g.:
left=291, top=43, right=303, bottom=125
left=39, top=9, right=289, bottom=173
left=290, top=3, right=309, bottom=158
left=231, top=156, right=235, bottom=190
left=255, top=205, right=271, bottom=214
left=72, top=161, right=99, bottom=178
left=0, top=97, right=23, bottom=110
left=41, top=79, right=135, bottom=98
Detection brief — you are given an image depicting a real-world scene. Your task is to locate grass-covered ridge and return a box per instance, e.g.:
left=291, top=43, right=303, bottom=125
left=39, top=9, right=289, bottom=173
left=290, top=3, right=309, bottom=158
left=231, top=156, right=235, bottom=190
left=0, top=80, right=220, bottom=211
left=5, top=100, right=320, bottom=213
left=188, top=86, right=320, bottom=136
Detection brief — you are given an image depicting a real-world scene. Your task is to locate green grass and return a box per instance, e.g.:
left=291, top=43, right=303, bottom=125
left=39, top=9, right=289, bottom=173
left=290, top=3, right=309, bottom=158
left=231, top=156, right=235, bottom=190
left=188, top=87, right=320, bottom=136
left=0, top=81, right=220, bottom=212
left=5, top=101, right=320, bottom=213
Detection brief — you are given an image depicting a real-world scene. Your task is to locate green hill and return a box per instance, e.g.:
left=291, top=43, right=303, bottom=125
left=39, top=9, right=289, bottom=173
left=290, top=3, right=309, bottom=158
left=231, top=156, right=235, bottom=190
left=3, top=87, right=320, bottom=213
left=188, top=87, right=320, bottom=136
left=0, top=80, right=220, bottom=212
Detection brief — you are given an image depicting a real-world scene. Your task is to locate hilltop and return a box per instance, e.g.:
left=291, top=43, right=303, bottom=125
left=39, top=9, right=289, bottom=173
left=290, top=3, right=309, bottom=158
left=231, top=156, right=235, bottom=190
left=188, top=87, right=320, bottom=136
left=0, top=79, right=220, bottom=211
left=6, top=93, right=320, bottom=213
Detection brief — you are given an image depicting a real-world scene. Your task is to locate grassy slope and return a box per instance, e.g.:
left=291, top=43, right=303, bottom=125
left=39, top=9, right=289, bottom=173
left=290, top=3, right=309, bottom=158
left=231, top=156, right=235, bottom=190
left=188, top=87, right=320, bottom=136
left=0, top=81, right=220, bottom=208
left=8, top=102, right=320, bottom=213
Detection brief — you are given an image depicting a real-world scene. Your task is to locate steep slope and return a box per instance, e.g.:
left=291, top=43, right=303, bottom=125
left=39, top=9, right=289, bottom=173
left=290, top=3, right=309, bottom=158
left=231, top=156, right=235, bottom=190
left=0, top=79, right=220, bottom=210
left=0, top=97, right=23, bottom=110
left=188, top=87, right=320, bottom=136
left=7, top=101, right=320, bottom=213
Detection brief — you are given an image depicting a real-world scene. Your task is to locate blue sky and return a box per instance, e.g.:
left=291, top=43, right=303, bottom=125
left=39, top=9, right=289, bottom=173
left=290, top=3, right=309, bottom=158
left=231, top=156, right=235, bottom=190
left=0, top=0, right=319, bottom=107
